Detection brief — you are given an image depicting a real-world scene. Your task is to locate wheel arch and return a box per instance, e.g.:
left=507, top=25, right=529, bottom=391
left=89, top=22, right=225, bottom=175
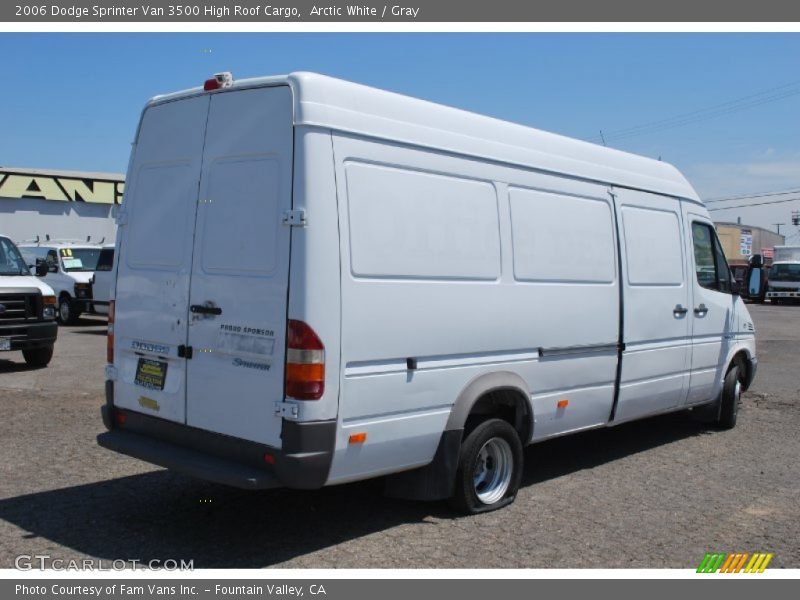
left=445, top=371, right=533, bottom=445
left=728, top=348, right=752, bottom=390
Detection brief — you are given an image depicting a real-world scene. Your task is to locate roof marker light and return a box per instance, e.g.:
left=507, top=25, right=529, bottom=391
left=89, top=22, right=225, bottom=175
left=204, top=71, right=233, bottom=91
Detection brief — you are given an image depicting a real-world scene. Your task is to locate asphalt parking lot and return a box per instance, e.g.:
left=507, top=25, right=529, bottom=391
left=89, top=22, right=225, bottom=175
left=1, top=304, right=798, bottom=569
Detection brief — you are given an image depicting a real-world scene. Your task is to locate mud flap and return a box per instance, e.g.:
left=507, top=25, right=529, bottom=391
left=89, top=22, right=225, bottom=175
left=384, top=429, right=463, bottom=501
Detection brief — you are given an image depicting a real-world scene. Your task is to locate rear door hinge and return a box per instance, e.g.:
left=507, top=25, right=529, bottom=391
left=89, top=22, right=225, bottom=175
left=282, top=209, right=307, bottom=227
left=115, top=210, right=129, bottom=226
left=274, top=400, right=301, bottom=420
left=177, top=344, right=193, bottom=359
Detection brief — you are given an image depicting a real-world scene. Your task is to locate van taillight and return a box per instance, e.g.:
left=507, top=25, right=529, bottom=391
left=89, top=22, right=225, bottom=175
left=285, top=320, right=324, bottom=400
left=107, top=300, right=115, bottom=364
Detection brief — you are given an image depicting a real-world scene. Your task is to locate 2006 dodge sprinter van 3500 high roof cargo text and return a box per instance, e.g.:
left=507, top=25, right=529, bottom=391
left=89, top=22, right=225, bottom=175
left=97, top=72, right=757, bottom=514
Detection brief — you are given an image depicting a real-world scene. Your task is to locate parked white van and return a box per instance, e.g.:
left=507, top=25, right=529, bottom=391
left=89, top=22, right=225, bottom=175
left=98, top=72, right=757, bottom=513
left=0, top=234, right=58, bottom=367
left=19, top=240, right=104, bottom=324
left=89, top=244, right=115, bottom=316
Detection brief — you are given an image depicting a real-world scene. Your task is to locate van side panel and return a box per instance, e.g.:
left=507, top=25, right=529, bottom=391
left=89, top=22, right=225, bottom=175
left=286, top=126, right=343, bottom=423
left=327, top=133, right=620, bottom=483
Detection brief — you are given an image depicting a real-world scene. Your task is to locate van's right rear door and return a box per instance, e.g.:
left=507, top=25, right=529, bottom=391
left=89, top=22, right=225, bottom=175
left=112, top=96, right=210, bottom=424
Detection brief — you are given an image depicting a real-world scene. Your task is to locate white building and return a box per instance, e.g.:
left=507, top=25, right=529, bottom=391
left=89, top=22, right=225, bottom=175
left=0, top=167, right=123, bottom=243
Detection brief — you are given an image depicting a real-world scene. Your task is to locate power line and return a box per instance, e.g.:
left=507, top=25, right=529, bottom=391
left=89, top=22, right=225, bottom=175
left=707, top=196, right=800, bottom=211
left=705, top=187, right=800, bottom=204
left=591, top=78, right=800, bottom=143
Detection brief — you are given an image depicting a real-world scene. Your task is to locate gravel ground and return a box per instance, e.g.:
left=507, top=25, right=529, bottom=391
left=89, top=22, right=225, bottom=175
left=0, top=306, right=798, bottom=569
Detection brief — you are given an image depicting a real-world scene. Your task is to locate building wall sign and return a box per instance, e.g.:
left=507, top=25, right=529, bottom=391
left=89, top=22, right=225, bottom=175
left=740, top=228, right=753, bottom=257
left=0, top=170, right=124, bottom=205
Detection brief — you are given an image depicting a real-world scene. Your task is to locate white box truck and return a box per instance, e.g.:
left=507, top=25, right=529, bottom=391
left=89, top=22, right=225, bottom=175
left=765, top=245, right=800, bottom=303
left=97, top=72, right=758, bottom=513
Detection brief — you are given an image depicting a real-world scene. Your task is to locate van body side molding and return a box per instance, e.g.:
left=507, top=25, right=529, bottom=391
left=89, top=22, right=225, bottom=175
left=538, top=342, right=620, bottom=358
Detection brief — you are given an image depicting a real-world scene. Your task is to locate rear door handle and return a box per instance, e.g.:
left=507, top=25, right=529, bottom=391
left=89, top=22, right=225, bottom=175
left=673, top=304, right=688, bottom=317
left=190, top=304, right=222, bottom=316
left=694, top=303, right=708, bottom=317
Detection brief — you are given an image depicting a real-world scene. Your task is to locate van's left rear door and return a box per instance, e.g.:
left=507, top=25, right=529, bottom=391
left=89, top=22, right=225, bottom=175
left=113, top=96, right=209, bottom=424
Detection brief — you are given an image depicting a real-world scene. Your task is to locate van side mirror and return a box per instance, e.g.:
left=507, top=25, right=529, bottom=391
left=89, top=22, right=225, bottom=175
left=749, top=254, right=764, bottom=268
left=747, top=267, right=763, bottom=299
left=35, top=262, right=49, bottom=277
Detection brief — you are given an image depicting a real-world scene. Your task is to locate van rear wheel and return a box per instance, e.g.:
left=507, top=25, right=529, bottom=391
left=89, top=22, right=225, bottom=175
left=449, top=418, right=523, bottom=514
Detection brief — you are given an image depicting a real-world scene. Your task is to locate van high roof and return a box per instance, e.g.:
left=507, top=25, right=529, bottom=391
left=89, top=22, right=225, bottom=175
left=146, top=71, right=700, bottom=202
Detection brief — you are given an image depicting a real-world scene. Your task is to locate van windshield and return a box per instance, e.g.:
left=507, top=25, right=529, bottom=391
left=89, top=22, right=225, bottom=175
left=59, top=248, right=101, bottom=272
left=769, top=264, right=800, bottom=281
left=0, top=237, right=30, bottom=276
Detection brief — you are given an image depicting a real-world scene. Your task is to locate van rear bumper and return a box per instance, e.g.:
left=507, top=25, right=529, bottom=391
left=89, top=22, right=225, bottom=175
left=97, top=428, right=280, bottom=489
left=98, top=397, right=336, bottom=490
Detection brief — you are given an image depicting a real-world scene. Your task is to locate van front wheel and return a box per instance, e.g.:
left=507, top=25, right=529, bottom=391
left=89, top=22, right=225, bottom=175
left=58, top=295, right=81, bottom=325
left=449, top=418, right=523, bottom=514
left=717, top=364, right=742, bottom=430
left=23, top=345, right=54, bottom=368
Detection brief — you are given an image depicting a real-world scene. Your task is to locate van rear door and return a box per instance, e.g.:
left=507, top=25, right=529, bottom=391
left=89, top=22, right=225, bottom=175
left=184, top=86, right=294, bottom=446
left=113, top=96, right=209, bottom=424
left=114, top=86, right=293, bottom=448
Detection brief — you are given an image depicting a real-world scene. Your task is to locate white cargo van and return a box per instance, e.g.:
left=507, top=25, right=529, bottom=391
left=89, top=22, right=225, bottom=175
left=98, top=72, right=757, bottom=513
left=18, top=240, right=104, bottom=324
left=89, top=244, right=115, bottom=316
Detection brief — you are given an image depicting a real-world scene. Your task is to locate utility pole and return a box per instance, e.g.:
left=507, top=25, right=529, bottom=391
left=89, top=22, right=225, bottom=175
left=774, top=223, right=785, bottom=235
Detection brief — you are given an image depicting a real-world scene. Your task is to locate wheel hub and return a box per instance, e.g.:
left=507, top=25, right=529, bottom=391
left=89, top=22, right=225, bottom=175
left=472, top=437, right=513, bottom=505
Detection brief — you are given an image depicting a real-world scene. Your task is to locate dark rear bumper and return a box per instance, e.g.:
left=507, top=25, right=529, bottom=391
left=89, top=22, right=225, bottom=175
left=98, top=387, right=336, bottom=490
left=0, top=321, right=57, bottom=351
left=97, top=428, right=281, bottom=489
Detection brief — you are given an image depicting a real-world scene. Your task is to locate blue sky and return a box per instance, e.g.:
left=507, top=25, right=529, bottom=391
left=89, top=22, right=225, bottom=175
left=1, top=33, right=799, bottom=235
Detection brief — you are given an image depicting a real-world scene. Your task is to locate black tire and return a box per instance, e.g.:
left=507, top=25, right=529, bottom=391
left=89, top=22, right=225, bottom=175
left=717, top=364, right=741, bottom=430
left=58, top=296, right=81, bottom=325
left=448, top=418, right=523, bottom=515
left=22, top=345, right=54, bottom=368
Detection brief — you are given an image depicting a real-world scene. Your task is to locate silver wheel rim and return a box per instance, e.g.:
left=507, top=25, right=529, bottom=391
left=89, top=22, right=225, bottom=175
left=59, top=301, right=70, bottom=322
left=734, top=380, right=741, bottom=406
left=473, top=437, right=513, bottom=505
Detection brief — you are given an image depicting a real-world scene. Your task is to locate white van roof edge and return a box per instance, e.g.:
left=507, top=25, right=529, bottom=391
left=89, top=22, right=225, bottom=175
left=144, top=72, right=700, bottom=202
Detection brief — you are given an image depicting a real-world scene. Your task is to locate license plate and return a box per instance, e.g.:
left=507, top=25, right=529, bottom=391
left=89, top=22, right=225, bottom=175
left=0, top=338, right=10, bottom=351
left=134, top=358, right=168, bottom=391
